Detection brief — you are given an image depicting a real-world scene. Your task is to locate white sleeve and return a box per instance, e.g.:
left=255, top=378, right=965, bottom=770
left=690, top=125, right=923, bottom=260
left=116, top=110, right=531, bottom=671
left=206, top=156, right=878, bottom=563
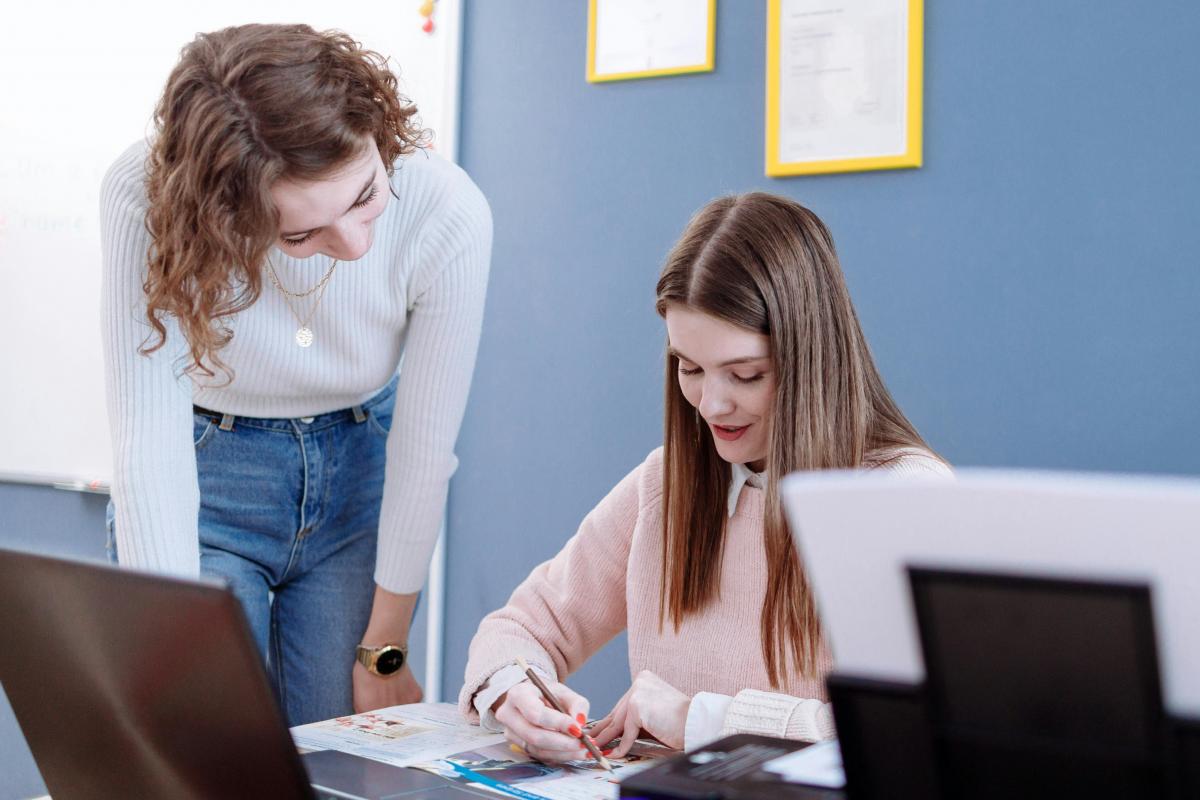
left=373, top=171, right=492, bottom=593
left=720, top=689, right=836, bottom=743
left=471, top=663, right=552, bottom=733
left=684, top=692, right=734, bottom=751
left=101, top=143, right=201, bottom=577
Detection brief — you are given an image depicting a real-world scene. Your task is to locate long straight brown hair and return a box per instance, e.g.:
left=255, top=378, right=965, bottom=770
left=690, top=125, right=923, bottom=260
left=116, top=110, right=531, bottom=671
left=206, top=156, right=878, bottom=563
left=655, top=193, right=938, bottom=686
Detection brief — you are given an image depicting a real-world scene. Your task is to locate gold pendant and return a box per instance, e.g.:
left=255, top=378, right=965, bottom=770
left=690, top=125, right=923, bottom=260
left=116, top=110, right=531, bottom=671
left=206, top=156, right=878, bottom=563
left=296, top=327, right=314, bottom=348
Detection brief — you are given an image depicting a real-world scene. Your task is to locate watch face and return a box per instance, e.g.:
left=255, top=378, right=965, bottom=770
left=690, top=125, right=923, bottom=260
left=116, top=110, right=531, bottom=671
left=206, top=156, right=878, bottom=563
left=375, top=647, right=406, bottom=675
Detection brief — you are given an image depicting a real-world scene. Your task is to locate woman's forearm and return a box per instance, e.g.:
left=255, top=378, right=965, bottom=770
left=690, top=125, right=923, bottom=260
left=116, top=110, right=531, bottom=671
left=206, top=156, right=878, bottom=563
left=361, top=584, right=420, bottom=644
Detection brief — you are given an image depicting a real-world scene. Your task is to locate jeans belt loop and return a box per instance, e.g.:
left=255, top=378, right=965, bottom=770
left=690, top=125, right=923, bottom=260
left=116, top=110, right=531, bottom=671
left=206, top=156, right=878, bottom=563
left=218, top=413, right=236, bottom=432
left=351, top=405, right=367, bottom=424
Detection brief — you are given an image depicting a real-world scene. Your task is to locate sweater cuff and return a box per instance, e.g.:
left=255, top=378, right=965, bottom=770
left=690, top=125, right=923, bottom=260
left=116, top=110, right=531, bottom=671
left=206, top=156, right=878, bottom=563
left=720, top=689, right=836, bottom=743
left=684, top=692, right=733, bottom=751
left=472, top=663, right=553, bottom=732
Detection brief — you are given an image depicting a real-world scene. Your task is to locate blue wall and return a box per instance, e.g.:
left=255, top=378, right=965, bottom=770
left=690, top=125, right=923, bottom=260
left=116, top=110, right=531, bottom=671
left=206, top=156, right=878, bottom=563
left=443, top=0, right=1200, bottom=712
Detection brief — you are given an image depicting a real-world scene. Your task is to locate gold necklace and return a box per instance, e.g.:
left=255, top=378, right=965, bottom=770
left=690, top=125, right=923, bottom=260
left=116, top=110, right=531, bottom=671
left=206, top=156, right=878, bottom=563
left=267, top=256, right=338, bottom=298
left=266, top=257, right=340, bottom=348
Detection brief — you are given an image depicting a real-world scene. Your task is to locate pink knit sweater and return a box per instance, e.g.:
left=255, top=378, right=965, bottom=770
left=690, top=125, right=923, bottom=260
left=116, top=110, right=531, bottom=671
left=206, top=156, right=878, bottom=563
left=459, top=446, right=949, bottom=736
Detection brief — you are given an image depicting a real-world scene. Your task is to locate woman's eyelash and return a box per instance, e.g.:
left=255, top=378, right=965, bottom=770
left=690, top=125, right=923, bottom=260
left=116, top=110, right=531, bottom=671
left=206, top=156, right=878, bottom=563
left=282, top=232, right=315, bottom=247
left=678, top=365, right=765, bottom=384
left=281, top=186, right=379, bottom=247
left=352, top=186, right=379, bottom=209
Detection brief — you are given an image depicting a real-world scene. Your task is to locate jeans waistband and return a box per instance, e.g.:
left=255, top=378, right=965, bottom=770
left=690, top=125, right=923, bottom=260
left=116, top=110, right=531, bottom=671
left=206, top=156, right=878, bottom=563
left=193, top=375, right=398, bottom=433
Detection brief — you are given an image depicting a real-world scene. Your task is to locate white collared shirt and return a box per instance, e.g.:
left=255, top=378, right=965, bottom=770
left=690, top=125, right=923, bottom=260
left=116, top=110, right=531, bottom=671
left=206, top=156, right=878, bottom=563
left=726, top=462, right=767, bottom=518
left=677, top=463, right=770, bottom=748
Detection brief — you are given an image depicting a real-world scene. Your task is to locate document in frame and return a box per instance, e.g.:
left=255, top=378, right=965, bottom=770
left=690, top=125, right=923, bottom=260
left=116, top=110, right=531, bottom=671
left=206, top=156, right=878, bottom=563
left=766, top=0, right=923, bottom=176
left=587, top=0, right=715, bottom=82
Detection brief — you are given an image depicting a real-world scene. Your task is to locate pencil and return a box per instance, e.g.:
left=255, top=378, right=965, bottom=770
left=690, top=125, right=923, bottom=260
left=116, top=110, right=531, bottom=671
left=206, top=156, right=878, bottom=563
left=515, top=656, right=614, bottom=773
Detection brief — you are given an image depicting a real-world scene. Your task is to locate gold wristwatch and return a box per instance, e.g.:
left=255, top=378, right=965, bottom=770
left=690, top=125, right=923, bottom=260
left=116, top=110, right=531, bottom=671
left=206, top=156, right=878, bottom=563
left=355, top=643, right=408, bottom=677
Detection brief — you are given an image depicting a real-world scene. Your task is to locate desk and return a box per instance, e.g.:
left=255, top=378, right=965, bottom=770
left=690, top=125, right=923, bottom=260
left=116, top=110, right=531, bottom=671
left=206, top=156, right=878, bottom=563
left=28, top=705, right=841, bottom=800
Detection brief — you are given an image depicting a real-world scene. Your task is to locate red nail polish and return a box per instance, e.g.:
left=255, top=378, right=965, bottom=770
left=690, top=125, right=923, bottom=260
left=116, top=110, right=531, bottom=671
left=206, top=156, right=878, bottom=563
left=568, top=724, right=582, bottom=737
left=602, top=748, right=614, bottom=756
left=576, top=713, right=586, bottom=724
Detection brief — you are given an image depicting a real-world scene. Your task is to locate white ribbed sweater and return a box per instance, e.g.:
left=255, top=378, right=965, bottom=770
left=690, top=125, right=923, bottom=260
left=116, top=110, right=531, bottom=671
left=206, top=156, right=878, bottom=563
left=100, top=142, right=492, bottom=592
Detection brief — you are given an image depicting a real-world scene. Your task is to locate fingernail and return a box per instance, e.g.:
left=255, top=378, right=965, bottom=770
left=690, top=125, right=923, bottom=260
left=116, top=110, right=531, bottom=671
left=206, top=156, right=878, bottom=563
left=568, top=724, right=582, bottom=737
left=602, top=748, right=614, bottom=756
left=576, top=713, right=586, bottom=724
left=510, top=743, right=525, bottom=754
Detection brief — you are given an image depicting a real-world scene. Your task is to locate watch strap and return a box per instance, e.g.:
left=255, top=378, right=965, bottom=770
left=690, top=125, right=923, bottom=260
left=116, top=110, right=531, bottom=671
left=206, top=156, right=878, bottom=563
left=355, top=644, right=375, bottom=670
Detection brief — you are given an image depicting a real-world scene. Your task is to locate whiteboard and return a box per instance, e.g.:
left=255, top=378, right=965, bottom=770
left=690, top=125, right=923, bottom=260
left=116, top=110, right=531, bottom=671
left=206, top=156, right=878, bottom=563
left=0, top=0, right=463, bottom=486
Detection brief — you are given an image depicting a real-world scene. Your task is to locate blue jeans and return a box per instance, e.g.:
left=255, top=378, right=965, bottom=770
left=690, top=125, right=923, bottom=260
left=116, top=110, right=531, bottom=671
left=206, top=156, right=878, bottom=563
left=107, top=376, right=399, bottom=726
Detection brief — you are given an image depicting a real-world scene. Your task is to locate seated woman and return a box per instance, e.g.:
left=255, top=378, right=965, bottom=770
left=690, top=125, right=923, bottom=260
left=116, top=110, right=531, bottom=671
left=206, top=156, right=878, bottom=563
left=458, top=192, right=949, bottom=762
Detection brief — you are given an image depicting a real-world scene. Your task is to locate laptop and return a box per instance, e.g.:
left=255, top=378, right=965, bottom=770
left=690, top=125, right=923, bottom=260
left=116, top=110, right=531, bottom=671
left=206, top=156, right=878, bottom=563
left=0, top=548, right=492, bottom=799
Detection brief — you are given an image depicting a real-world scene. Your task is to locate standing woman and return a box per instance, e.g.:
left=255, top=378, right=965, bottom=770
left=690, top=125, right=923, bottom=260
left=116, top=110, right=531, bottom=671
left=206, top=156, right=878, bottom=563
left=100, top=24, right=491, bottom=725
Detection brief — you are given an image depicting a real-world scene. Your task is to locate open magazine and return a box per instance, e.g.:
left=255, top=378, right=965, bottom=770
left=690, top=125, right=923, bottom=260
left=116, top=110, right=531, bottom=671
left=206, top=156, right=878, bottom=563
left=290, top=702, right=671, bottom=799
left=414, top=740, right=670, bottom=800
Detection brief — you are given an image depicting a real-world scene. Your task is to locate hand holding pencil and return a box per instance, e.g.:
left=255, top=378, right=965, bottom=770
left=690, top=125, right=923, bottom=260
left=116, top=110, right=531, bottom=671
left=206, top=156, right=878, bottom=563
left=491, top=658, right=612, bottom=769
left=516, top=657, right=613, bottom=771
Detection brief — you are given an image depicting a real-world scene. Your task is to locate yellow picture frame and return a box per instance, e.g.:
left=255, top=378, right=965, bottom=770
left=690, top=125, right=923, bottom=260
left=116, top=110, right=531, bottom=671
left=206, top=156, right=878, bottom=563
left=765, top=0, right=923, bottom=177
left=587, top=0, right=716, bottom=83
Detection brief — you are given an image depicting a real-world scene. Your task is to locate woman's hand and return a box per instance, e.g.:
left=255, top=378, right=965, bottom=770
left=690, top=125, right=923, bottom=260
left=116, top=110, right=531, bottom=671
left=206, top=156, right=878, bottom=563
left=353, top=661, right=423, bottom=713
left=494, top=678, right=592, bottom=764
left=588, top=670, right=690, bottom=756
left=352, top=585, right=423, bottom=713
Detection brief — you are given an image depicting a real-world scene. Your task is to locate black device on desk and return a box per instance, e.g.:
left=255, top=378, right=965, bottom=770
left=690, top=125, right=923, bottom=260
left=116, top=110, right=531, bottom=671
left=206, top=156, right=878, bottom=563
left=619, top=734, right=844, bottom=800
left=828, top=568, right=1200, bottom=800
left=0, top=548, right=490, bottom=800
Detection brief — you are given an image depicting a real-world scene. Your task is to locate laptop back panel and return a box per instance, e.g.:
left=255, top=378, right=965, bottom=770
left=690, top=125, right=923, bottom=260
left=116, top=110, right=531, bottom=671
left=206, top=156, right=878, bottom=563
left=0, top=548, right=314, bottom=800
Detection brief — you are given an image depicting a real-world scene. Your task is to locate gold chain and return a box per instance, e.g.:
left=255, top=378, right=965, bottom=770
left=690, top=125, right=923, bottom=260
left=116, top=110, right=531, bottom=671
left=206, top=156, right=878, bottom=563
left=275, top=272, right=335, bottom=330
left=266, top=256, right=339, bottom=298
left=265, top=256, right=340, bottom=347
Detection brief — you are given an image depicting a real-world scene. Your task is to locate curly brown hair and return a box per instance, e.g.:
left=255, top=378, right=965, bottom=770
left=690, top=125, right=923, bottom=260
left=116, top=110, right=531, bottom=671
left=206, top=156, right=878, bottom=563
left=141, top=23, right=425, bottom=378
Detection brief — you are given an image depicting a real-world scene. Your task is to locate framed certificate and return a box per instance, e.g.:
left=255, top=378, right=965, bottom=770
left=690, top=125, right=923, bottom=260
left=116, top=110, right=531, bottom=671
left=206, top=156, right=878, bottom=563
left=587, top=0, right=716, bottom=83
left=766, top=0, right=923, bottom=177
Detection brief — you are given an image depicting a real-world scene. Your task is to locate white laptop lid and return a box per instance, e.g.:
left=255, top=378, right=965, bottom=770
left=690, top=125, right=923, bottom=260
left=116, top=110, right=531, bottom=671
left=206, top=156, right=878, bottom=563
left=780, top=469, right=1200, bottom=717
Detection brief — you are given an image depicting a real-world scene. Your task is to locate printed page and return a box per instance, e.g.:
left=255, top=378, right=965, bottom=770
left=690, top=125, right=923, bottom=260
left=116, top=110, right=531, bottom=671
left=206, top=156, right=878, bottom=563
left=777, top=0, right=908, bottom=163
left=593, top=0, right=710, bottom=76
left=414, top=740, right=673, bottom=800
left=762, top=739, right=846, bottom=788
left=291, top=702, right=505, bottom=767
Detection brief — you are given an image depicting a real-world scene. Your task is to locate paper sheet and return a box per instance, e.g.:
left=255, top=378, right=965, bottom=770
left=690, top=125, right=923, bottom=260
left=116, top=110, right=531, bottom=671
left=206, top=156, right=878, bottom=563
left=592, top=0, right=710, bottom=77
left=761, top=739, right=846, bottom=788
left=776, top=0, right=909, bottom=163
left=415, top=740, right=671, bottom=800
left=292, top=703, right=673, bottom=799
left=290, top=703, right=505, bottom=767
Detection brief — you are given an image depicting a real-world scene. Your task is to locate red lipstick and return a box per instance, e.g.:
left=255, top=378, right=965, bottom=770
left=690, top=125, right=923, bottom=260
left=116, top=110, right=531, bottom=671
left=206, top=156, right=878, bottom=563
left=711, top=424, right=749, bottom=442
